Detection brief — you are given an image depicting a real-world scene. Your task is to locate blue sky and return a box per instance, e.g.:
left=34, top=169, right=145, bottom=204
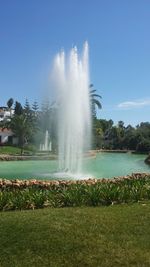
left=0, top=0, right=150, bottom=126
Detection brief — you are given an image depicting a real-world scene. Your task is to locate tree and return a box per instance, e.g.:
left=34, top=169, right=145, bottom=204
left=14, top=101, right=23, bottom=115
left=136, top=138, right=150, bottom=152
left=32, top=101, right=39, bottom=114
left=8, top=113, right=36, bottom=154
left=92, top=119, right=104, bottom=149
left=118, top=120, right=124, bottom=129
left=24, top=99, right=31, bottom=114
left=89, top=84, right=102, bottom=119
left=5, top=99, right=39, bottom=154
left=7, top=98, right=14, bottom=109
left=24, top=99, right=34, bottom=125
left=122, top=125, right=137, bottom=150
left=7, top=98, right=14, bottom=117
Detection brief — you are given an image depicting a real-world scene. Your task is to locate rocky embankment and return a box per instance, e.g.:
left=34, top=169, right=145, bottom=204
left=0, top=155, right=57, bottom=161
left=0, top=151, right=96, bottom=161
left=0, top=173, right=150, bottom=189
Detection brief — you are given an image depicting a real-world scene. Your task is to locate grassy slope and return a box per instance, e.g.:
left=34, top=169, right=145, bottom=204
left=0, top=146, right=20, bottom=154
left=0, top=203, right=150, bottom=267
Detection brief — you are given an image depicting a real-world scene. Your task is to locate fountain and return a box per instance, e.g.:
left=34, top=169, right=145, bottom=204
left=39, top=130, right=52, bottom=151
left=51, top=42, right=91, bottom=175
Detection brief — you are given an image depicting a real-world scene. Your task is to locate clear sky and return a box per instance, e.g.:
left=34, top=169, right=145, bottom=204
left=0, top=0, right=150, bottom=126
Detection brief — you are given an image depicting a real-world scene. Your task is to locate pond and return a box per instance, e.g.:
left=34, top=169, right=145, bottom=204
left=0, top=152, right=149, bottom=180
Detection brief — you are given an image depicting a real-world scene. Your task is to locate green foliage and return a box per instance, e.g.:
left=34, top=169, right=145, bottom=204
left=25, top=144, right=37, bottom=153
left=60, top=184, right=86, bottom=207
left=32, top=100, right=39, bottom=112
left=136, top=138, right=150, bottom=152
left=7, top=114, right=34, bottom=153
left=14, top=101, right=23, bottom=115
left=2, top=96, right=150, bottom=153
left=90, top=84, right=102, bottom=119
left=93, top=118, right=150, bottom=152
left=0, top=175, right=150, bottom=210
left=3, top=99, right=40, bottom=153
left=7, top=98, right=14, bottom=109
left=0, top=146, right=29, bottom=155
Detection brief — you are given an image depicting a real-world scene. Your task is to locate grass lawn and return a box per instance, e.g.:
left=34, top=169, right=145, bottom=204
left=0, top=146, right=22, bottom=155
left=0, top=203, right=150, bottom=267
left=0, top=146, right=31, bottom=155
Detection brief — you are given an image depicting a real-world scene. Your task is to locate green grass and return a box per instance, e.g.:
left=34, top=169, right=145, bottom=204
left=0, top=146, right=21, bottom=154
left=0, top=203, right=150, bottom=267
left=0, top=146, right=32, bottom=155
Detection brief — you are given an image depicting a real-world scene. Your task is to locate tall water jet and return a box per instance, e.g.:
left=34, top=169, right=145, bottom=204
left=39, top=130, right=52, bottom=151
left=52, top=42, right=91, bottom=174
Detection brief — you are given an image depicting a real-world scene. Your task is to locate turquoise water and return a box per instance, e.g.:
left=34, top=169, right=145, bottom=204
left=0, top=153, right=149, bottom=180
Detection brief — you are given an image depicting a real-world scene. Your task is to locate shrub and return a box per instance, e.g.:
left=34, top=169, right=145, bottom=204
left=136, top=139, right=150, bottom=152
left=0, top=175, right=150, bottom=211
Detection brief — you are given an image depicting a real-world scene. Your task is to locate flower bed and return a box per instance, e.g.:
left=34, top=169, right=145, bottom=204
left=0, top=173, right=150, bottom=211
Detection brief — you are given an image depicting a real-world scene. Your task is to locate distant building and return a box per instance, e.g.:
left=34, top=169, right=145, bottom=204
left=0, top=128, right=18, bottom=145
left=0, top=106, right=14, bottom=122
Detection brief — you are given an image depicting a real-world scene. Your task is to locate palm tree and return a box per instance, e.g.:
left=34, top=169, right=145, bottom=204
left=6, top=112, right=37, bottom=155
left=89, top=84, right=102, bottom=119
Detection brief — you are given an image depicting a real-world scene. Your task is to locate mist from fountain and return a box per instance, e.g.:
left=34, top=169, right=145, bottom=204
left=52, top=42, right=91, bottom=175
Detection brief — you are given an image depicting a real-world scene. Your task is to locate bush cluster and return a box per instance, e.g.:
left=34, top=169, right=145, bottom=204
left=0, top=174, right=150, bottom=211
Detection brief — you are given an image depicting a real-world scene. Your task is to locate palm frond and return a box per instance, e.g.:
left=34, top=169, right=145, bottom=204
left=92, top=99, right=102, bottom=109
left=89, top=84, right=94, bottom=88
left=90, top=89, right=97, bottom=94
left=90, top=94, right=102, bottom=99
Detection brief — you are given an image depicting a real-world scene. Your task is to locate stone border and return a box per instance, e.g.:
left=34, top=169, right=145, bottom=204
left=0, top=155, right=57, bottom=161
left=0, top=173, right=150, bottom=189
left=0, top=151, right=97, bottom=161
